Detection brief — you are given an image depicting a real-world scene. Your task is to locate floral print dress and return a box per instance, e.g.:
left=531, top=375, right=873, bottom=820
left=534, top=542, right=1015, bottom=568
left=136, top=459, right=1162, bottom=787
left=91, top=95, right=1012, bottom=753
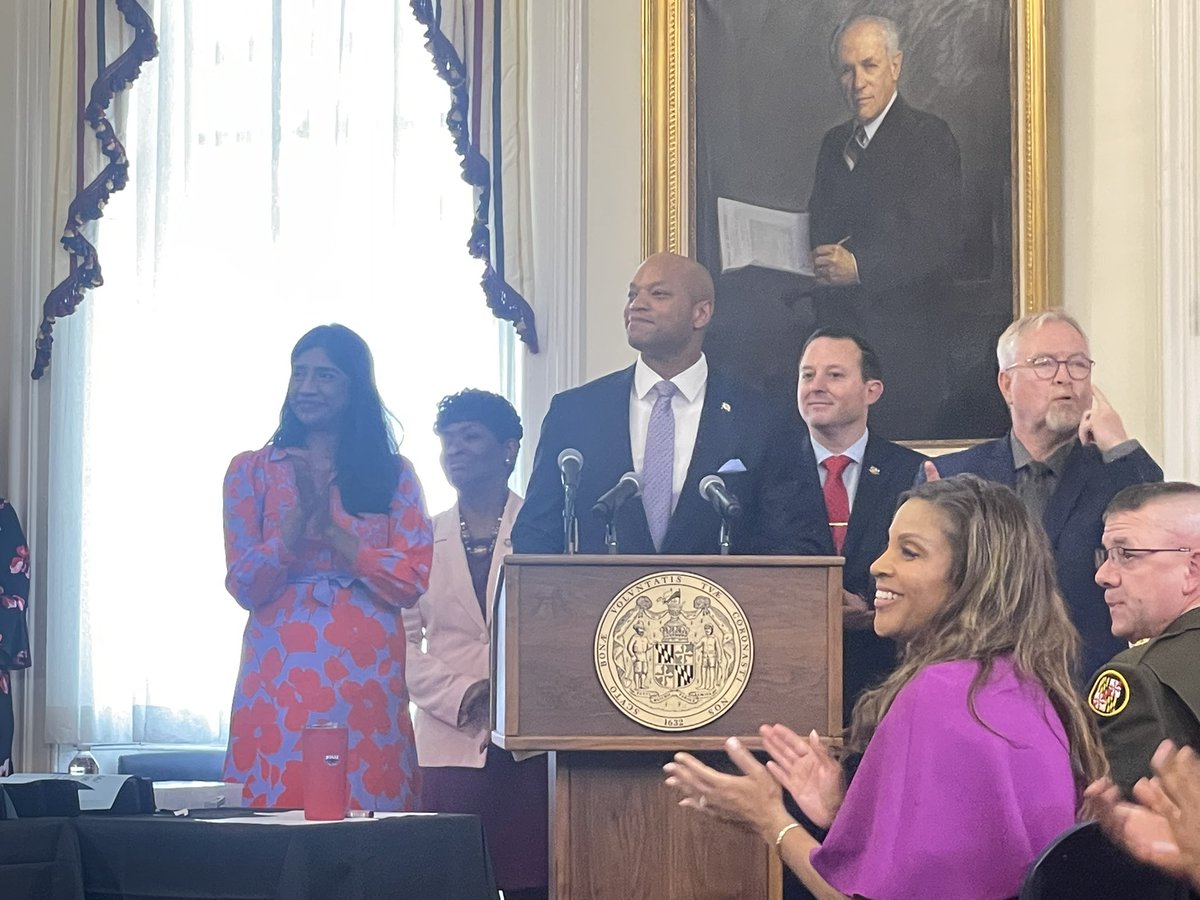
left=222, top=446, right=433, bottom=809
left=0, top=498, right=32, bottom=776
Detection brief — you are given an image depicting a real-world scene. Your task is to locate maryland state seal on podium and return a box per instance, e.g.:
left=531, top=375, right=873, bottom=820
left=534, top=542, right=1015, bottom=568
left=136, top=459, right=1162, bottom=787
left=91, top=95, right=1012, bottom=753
left=594, top=571, right=753, bottom=732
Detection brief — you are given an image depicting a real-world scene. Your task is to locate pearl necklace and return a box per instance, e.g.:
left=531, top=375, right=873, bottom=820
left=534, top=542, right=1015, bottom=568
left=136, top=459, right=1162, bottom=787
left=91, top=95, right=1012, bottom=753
left=459, top=512, right=503, bottom=558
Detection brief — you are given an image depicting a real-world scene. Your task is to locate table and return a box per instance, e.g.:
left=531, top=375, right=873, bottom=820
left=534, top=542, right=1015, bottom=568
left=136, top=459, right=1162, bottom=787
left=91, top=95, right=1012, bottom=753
left=0, top=811, right=498, bottom=899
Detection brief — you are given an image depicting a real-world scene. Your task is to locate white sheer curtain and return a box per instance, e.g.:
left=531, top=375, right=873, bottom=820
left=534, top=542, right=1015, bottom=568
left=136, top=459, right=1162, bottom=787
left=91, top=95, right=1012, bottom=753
left=45, top=0, right=511, bottom=746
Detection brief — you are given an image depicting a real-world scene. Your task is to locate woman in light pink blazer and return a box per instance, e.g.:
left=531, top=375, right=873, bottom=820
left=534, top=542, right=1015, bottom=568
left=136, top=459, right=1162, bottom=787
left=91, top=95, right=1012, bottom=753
left=403, top=390, right=547, bottom=900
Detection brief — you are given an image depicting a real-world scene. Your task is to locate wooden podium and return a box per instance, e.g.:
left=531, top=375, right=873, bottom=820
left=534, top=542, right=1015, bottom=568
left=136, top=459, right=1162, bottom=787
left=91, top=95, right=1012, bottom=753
left=492, top=555, right=842, bottom=900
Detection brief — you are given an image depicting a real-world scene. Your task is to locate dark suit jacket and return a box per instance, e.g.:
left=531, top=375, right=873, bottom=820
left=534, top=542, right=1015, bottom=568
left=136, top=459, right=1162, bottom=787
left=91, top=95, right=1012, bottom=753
left=512, top=366, right=827, bottom=556
left=808, top=95, right=964, bottom=438
left=799, top=428, right=926, bottom=720
left=809, top=94, right=963, bottom=299
left=925, top=436, right=1164, bottom=679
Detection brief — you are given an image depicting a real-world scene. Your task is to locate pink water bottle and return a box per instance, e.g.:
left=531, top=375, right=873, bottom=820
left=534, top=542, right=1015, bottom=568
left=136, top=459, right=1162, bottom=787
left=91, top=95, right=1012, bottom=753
left=302, top=722, right=348, bottom=820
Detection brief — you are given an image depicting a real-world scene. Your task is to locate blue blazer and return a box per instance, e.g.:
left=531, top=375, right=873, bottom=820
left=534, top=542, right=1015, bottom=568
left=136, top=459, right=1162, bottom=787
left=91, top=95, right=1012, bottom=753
left=924, top=437, right=1163, bottom=678
left=512, top=366, right=828, bottom=556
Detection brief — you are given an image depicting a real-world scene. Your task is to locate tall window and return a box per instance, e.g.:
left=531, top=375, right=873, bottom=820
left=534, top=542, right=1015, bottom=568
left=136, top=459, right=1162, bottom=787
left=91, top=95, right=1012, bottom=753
left=48, top=1, right=513, bottom=746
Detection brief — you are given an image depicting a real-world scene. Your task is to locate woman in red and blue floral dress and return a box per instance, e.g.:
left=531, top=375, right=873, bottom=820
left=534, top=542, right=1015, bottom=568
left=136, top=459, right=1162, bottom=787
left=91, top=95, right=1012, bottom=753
left=222, top=324, right=433, bottom=809
left=0, top=497, right=32, bottom=776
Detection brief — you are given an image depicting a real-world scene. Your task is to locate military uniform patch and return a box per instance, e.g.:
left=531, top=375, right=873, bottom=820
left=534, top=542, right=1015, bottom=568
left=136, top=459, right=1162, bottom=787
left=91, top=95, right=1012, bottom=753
left=1089, top=669, right=1130, bottom=717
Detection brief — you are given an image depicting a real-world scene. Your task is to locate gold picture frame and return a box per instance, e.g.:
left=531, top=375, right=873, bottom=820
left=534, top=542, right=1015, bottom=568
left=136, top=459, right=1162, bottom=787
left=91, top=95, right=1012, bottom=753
left=642, top=1, right=1053, bottom=447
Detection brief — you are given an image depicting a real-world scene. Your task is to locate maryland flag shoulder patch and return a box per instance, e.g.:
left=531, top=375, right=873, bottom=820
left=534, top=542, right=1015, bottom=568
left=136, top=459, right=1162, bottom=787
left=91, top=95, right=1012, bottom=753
left=1089, top=669, right=1130, bottom=717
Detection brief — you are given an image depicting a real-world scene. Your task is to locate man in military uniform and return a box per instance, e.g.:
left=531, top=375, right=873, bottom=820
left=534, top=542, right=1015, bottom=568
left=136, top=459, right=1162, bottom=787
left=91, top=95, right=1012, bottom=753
left=1089, top=482, right=1200, bottom=793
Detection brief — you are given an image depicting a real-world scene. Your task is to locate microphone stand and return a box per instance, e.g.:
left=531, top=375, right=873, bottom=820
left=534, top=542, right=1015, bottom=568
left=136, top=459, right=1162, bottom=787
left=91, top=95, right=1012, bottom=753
left=563, top=484, right=578, bottom=555
left=604, top=516, right=620, bottom=554
left=717, top=515, right=732, bottom=556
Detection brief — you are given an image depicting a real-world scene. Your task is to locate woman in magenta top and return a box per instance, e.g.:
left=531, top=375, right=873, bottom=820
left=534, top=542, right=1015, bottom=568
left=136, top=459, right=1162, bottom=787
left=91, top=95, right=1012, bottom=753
left=665, top=475, right=1108, bottom=899
left=222, top=324, right=433, bottom=810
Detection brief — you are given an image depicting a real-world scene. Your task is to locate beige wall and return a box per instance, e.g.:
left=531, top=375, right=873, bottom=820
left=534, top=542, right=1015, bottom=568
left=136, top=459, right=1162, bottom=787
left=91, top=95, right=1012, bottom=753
left=579, top=0, right=1165, bottom=457
left=583, top=1, right=643, bottom=380
left=1057, top=1, right=1162, bottom=458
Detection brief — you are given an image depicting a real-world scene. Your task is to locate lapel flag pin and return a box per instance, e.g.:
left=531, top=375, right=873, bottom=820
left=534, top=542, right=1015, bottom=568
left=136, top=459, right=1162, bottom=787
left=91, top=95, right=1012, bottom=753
left=720, top=401, right=731, bottom=412
left=868, top=466, right=881, bottom=475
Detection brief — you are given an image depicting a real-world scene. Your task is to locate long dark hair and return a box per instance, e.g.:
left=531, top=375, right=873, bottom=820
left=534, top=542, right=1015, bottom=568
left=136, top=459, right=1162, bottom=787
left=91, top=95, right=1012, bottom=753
left=849, top=475, right=1107, bottom=804
left=271, top=324, right=400, bottom=515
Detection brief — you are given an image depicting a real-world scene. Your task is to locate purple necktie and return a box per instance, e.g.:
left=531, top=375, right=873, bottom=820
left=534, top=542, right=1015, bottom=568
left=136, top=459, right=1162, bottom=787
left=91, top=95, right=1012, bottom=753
left=642, top=380, right=677, bottom=551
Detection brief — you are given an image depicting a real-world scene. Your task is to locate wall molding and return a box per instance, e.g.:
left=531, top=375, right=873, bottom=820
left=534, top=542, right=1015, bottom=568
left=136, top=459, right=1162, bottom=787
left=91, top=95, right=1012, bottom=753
left=1157, top=0, right=1200, bottom=481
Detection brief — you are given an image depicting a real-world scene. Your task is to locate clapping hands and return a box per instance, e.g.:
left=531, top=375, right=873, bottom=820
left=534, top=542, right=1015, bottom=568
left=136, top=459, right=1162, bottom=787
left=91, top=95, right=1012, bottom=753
left=761, top=724, right=845, bottom=829
left=663, top=736, right=792, bottom=843
left=283, top=451, right=333, bottom=553
left=662, top=724, right=845, bottom=839
left=1086, top=740, right=1200, bottom=891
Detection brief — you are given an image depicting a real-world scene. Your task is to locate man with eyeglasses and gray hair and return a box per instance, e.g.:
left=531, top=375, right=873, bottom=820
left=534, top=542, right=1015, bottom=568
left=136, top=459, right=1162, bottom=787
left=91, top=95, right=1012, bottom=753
left=1088, top=481, right=1200, bottom=793
left=921, top=310, right=1162, bottom=678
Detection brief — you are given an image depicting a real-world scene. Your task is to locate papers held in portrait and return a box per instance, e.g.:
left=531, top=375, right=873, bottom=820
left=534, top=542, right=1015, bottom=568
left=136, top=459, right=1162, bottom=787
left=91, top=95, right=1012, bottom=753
left=717, top=197, right=815, bottom=277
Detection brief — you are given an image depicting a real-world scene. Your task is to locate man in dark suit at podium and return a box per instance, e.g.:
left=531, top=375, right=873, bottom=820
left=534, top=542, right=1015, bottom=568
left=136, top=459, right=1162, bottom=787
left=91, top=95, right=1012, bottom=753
left=793, top=328, right=925, bottom=720
left=512, top=251, right=826, bottom=556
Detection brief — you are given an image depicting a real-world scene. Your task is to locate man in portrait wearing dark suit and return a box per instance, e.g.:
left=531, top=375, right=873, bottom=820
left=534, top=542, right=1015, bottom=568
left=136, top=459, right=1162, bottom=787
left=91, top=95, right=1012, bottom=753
left=922, top=311, right=1163, bottom=679
left=793, top=328, right=926, bottom=722
left=512, top=251, right=827, bottom=557
left=808, top=14, right=964, bottom=438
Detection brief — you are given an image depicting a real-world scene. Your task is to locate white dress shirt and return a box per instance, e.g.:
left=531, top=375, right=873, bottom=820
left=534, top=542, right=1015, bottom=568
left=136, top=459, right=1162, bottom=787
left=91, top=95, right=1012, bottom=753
left=812, top=428, right=870, bottom=511
left=630, top=353, right=708, bottom=516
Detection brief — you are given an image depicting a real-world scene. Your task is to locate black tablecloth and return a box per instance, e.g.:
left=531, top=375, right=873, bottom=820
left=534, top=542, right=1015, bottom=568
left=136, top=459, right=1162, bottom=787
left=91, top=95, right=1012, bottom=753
left=0, top=812, right=499, bottom=899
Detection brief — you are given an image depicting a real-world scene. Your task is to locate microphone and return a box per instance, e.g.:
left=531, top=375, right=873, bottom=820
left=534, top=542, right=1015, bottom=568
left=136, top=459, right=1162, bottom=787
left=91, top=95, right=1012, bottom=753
left=699, top=474, right=743, bottom=519
left=592, top=472, right=643, bottom=519
left=557, top=448, right=583, bottom=489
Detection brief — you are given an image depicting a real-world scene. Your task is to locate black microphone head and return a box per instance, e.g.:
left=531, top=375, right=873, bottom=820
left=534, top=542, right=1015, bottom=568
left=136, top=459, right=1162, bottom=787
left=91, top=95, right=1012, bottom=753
left=592, top=472, right=643, bottom=519
left=700, top=473, right=742, bottom=519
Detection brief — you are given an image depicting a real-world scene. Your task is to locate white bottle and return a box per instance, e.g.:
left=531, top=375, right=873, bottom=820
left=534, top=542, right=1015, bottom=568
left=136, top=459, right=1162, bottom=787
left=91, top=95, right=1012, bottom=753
left=67, top=744, right=100, bottom=776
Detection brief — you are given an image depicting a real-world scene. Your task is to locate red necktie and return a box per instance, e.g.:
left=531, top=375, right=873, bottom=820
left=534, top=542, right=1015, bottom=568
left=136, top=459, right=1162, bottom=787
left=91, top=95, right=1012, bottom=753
left=822, top=455, right=852, bottom=553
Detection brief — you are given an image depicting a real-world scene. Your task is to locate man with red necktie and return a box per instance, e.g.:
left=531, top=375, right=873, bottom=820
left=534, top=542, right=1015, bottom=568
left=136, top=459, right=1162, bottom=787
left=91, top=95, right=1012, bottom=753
left=794, top=328, right=926, bottom=721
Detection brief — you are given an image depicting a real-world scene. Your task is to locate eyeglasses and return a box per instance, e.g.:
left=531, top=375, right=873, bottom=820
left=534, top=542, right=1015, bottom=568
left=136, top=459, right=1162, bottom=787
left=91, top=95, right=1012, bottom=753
left=1094, top=546, right=1194, bottom=570
left=1006, top=354, right=1095, bottom=381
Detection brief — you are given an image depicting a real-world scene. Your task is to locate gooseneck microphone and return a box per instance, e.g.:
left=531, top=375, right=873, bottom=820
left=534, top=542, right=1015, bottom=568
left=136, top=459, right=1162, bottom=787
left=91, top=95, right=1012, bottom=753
left=592, top=472, right=643, bottom=519
left=699, top=474, right=743, bottom=519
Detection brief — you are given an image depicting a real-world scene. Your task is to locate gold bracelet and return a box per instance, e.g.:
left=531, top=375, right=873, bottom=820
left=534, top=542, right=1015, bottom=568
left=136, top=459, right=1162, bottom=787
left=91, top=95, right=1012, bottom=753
left=774, top=821, right=802, bottom=854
